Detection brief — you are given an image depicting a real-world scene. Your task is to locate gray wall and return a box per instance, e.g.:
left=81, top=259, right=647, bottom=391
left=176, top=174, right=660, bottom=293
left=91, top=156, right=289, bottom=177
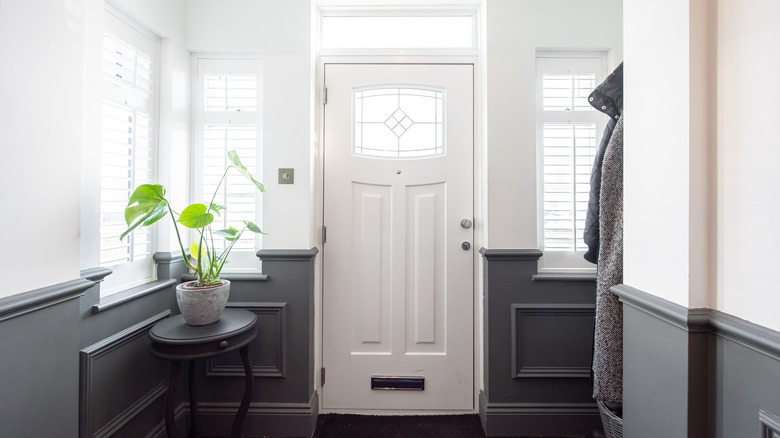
left=186, top=249, right=319, bottom=437
left=479, top=249, right=601, bottom=437
left=0, top=279, right=92, bottom=437
left=0, top=249, right=318, bottom=438
left=615, top=285, right=780, bottom=438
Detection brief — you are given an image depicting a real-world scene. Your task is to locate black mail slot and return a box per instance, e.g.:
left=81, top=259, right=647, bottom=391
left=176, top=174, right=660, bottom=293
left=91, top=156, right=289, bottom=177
left=371, top=375, right=425, bottom=391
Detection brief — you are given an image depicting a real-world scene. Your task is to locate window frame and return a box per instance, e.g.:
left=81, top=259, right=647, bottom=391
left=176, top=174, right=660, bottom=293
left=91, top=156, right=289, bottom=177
left=192, top=56, right=264, bottom=273
left=536, top=52, right=607, bottom=274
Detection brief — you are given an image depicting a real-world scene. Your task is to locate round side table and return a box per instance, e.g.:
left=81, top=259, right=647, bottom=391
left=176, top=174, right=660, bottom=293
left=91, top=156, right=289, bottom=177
left=149, top=308, right=257, bottom=438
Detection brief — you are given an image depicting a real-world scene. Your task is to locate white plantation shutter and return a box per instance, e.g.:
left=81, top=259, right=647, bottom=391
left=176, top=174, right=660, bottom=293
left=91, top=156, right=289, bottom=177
left=204, top=74, right=258, bottom=112
left=536, top=55, right=605, bottom=272
left=100, top=102, right=153, bottom=265
left=195, top=59, right=263, bottom=267
left=99, top=9, right=159, bottom=280
left=542, top=123, right=596, bottom=251
left=202, top=126, right=258, bottom=251
left=542, top=74, right=596, bottom=112
left=102, top=33, right=153, bottom=98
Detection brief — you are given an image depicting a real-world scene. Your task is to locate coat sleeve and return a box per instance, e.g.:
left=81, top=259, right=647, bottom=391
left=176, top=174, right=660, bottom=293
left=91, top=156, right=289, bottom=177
left=583, top=118, right=616, bottom=264
left=582, top=62, right=623, bottom=264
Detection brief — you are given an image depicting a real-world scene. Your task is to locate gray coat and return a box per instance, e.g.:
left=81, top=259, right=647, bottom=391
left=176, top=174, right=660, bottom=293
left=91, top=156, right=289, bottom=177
left=583, top=63, right=623, bottom=264
left=586, top=63, right=625, bottom=404
left=592, top=115, right=624, bottom=403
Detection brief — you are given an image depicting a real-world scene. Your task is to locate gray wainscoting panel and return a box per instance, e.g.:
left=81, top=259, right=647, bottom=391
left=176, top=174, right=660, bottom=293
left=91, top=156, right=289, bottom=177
left=190, top=391, right=320, bottom=438
left=78, top=257, right=183, bottom=438
left=511, top=304, right=595, bottom=379
left=1, top=250, right=317, bottom=438
left=613, top=285, right=691, bottom=438
left=0, top=277, right=91, bottom=322
left=709, top=310, right=780, bottom=438
left=760, top=410, right=780, bottom=438
left=614, top=284, right=780, bottom=438
left=0, top=278, right=92, bottom=438
left=479, top=248, right=600, bottom=437
left=209, top=302, right=288, bottom=378
left=186, top=248, right=319, bottom=438
left=80, top=311, right=171, bottom=438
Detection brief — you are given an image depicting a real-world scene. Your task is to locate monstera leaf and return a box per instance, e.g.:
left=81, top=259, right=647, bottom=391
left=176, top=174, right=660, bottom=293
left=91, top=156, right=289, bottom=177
left=178, top=203, right=214, bottom=229
left=189, top=242, right=207, bottom=259
left=215, top=227, right=240, bottom=242
left=246, top=221, right=263, bottom=234
left=120, top=184, right=169, bottom=241
left=228, top=150, right=265, bottom=193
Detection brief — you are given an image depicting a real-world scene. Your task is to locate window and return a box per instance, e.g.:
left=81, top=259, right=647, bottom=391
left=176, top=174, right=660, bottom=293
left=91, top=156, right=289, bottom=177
left=99, top=8, right=160, bottom=292
left=321, top=15, right=474, bottom=49
left=536, top=55, right=606, bottom=272
left=193, top=58, right=263, bottom=271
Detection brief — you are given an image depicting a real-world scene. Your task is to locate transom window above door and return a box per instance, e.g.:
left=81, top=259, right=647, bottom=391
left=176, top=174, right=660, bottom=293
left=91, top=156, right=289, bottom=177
left=321, top=15, right=474, bottom=49
left=354, top=86, right=444, bottom=158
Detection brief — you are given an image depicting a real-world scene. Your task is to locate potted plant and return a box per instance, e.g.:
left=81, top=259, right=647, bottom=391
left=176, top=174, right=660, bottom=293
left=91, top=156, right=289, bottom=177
left=120, top=150, right=264, bottom=325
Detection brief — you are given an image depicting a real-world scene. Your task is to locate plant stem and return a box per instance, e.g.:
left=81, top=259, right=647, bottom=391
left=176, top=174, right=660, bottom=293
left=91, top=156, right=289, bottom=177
left=196, top=166, right=232, bottom=285
left=168, top=203, right=197, bottom=272
left=214, top=227, right=244, bottom=277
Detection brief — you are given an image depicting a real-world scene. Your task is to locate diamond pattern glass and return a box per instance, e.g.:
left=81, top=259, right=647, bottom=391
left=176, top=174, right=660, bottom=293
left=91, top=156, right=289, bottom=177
left=354, top=87, right=444, bottom=158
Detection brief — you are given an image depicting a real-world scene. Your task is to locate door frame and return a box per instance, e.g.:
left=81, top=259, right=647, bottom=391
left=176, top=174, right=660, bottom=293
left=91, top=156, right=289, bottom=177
left=314, top=55, right=485, bottom=414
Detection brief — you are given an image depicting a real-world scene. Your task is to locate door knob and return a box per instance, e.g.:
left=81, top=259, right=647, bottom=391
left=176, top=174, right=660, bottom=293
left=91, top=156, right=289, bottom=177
left=461, top=219, right=473, bottom=229
left=461, top=241, right=471, bottom=250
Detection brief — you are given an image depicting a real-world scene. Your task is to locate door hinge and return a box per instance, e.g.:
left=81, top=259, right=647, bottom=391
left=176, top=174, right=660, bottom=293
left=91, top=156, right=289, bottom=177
left=321, top=367, right=326, bottom=386
left=323, top=87, right=328, bottom=105
left=322, top=226, right=327, bottom=244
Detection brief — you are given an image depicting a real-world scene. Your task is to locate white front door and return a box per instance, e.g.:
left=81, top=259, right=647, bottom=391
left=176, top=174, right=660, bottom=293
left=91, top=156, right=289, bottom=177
left=322, top=63, right=474, bottom=411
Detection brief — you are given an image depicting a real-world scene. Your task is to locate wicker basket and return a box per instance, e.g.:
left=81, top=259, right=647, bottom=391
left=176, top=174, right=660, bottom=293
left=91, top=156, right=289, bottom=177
left=597, top=400, right=624, bottom=438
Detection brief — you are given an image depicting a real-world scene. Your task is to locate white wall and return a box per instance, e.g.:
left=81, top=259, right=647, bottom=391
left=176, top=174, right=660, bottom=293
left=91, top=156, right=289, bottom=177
left=0, top=0, right=189, bottom=299
left=622, top=0, right=694, bottom=307
left=0, top=0, right=84, bottom=297
left=485, top=0, right=623, bottom=249
left=717, top=0, right=780, bottom=332
left=187, top=0, right=314, bottom=249
left=0, top=0, right=87, bottom=298
left=623, top=0, right=780, bottom=332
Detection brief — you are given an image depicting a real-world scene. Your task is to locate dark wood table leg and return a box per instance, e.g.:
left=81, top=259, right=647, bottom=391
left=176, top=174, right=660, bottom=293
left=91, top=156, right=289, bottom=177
left=165, top=360, right=182, bottom=438
left=231, top=345, right=253, bottom=438
left=188, top=360, right=200, bottom=438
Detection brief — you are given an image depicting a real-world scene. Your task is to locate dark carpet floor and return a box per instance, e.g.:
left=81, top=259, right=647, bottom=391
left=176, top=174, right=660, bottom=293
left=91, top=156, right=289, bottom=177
left=312, top=414, right=486, bottom=438
left=311, top=414, right=603, bottom=438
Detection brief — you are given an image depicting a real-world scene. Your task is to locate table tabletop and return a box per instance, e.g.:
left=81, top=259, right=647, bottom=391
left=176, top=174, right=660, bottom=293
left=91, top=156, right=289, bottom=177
left=149, top=309, right=257, bottom=360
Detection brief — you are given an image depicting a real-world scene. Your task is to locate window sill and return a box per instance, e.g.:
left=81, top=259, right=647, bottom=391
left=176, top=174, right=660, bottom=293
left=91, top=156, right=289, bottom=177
left=180, top=272, right=269, bottom=282
left=532, top=272, right=597, bottom=282
left=92, top=278, right=177, bottom=314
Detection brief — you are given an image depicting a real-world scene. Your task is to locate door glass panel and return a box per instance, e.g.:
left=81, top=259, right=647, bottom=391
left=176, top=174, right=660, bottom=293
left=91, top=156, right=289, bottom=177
left=354, top=87, right=444, bottom=158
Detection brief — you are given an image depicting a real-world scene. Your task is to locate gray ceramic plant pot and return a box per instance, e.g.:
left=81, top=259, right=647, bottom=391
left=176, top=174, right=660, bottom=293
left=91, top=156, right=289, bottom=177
left=176, top=279, right=231, bottom=325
